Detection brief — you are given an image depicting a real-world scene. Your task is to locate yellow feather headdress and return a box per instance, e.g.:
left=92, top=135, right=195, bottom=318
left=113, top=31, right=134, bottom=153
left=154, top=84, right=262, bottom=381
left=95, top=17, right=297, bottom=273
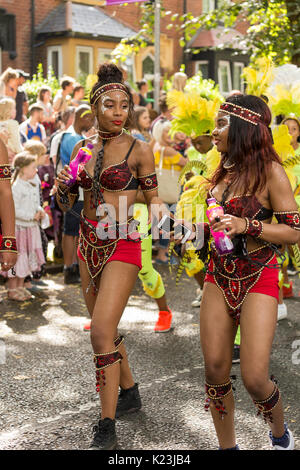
left=241, top=57, right=274, bottom=97
left=167, top=89, right=221, bottom=139
left=268, top=84, right=300, bottom=121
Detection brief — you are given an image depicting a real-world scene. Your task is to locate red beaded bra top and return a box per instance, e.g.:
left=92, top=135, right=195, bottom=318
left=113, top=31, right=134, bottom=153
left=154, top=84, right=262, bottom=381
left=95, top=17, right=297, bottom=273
left=208, top=189, right=273, bottom=221
left=77, top=139, right=139, bottom=192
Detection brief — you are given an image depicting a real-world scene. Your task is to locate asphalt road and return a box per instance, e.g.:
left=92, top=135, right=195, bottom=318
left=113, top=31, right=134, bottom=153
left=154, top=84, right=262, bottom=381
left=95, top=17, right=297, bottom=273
left=0, top=264, right=299, bottom=451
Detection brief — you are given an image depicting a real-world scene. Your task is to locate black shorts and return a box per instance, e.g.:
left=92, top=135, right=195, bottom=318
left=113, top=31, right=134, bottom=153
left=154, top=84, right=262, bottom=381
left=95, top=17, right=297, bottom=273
left=63, top=201, right=84, bottom=237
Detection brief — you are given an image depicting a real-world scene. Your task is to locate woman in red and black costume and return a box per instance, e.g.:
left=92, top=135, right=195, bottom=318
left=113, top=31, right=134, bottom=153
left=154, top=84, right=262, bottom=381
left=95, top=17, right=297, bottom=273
left=56, top=64, right=163, bottom=450
left=189, top=94, right=299, bottom=450
left=0, top=137, right=18, bottom=275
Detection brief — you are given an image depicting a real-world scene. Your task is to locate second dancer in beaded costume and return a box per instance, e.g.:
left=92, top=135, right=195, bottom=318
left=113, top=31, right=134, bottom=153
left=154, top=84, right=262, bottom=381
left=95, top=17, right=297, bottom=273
left=186, top=94, right=299, bottom=450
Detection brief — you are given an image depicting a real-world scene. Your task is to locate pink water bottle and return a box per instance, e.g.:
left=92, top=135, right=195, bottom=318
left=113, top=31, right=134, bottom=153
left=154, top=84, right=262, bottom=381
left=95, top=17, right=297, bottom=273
left=65, top=143, right=93, bottom=187
left=206, top=198, right=234, bottom=255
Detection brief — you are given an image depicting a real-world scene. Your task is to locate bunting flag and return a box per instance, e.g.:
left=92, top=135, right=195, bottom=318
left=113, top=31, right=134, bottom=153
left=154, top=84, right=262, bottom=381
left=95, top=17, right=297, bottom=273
left=98, top=0, right=147, bottom=5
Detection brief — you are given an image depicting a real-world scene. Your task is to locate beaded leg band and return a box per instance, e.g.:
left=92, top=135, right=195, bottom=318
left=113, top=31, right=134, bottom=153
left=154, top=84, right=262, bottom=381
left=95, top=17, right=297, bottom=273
left=253, top=382, right=280, bottom=424
left=205, top=377, right=235, bottom=419
left=94, top=349, right=123, bottom=393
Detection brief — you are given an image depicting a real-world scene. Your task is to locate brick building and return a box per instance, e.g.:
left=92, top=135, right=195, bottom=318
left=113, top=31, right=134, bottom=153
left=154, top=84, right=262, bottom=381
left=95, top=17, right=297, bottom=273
left=0, top=0, right=248, bottom=95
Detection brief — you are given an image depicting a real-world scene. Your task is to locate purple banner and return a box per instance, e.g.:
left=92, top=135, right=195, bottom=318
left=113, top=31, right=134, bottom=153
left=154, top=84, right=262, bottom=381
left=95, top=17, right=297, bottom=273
left=99, top=0, right=146, bottom=5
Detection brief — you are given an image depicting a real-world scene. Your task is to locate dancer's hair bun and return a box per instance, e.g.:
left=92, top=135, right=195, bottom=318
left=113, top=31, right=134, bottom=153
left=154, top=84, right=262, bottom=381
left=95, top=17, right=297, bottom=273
left=96, top=63, right=123, bottom=85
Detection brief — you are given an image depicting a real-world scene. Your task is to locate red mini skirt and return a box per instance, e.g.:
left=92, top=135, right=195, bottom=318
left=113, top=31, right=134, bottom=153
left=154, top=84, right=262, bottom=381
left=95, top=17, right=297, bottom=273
left=204, top=254, right=279, bottom=301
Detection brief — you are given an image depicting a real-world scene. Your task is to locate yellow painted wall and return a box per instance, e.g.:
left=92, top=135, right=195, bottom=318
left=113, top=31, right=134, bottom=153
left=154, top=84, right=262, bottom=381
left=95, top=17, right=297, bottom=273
left=71, top=0, right=105, bottom=6
left=44, top=37, right=121, bottom=77
left=44, top=34, right=174, bottom=81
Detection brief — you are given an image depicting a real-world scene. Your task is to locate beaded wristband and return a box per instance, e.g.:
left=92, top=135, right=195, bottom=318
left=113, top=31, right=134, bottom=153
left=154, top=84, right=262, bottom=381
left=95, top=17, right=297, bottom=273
left=242, top=217, right=263, bottom=239
left=0, top=236, right=18, bottom=253
left=57, top=184, right=71, bottom=206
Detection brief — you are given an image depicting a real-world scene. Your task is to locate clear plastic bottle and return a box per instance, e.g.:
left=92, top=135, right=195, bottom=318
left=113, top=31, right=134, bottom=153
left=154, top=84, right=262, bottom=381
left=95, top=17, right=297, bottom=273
left=206, top=197, right=234, bottom=255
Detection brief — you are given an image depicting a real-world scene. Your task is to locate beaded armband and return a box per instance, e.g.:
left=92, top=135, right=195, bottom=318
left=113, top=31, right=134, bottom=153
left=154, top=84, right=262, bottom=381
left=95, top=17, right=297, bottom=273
left=0, top=164, right=12, bottom=181
left=274, top=211, right=300, bottom=230
left=253, top=383, right=280, bottom=424
left=138, top=172, right=158, bottom=192
left=204, top=379, right=234, bottom=419
left=94, top=349, right=123, bottom=393
left=0, top=236, right=17, bottom=253
left=242, top=217, right=263, bottom=238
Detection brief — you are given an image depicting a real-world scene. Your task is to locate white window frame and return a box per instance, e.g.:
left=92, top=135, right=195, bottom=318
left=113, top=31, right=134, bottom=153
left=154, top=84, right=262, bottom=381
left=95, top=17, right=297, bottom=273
left=75, top=46, right=93, bottom=79
left=218, top=60, right=232, bottom=95
left=98, top=47, right=113, bottom=65
left=142, top=52, right=155, bottom=80
left=202, top=0, right=215, bottom=13
left=233, top=61, right=245, bottom=92
left=47, top=45, right=63, bottom=78
left=195, top=60, right=209, bottom=77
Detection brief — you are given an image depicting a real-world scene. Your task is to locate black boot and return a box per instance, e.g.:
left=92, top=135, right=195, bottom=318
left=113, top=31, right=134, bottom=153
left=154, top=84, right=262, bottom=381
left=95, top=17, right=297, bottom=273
left=64, top=266, right=80, bottom=284
left=115, top=383, right=142, bottom=418
left=89, top=418, right=117, bottom=450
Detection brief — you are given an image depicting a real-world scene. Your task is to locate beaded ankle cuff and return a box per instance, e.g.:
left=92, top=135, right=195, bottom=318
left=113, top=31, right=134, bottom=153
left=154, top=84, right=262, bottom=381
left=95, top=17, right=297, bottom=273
left=114, top=334, right=124, bottom=349
left=94, top=350, right=123, bottom=393
left=0, top=236, right=17, bottom=253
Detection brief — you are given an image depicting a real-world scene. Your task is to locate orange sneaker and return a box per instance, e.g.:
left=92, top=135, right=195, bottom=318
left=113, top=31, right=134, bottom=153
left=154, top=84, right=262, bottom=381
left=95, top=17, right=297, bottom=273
left=83, top=320, right=91, bottom=331
left=283, top=282, right=294, bottom=298
left=154, top=310, right=172, bottom=333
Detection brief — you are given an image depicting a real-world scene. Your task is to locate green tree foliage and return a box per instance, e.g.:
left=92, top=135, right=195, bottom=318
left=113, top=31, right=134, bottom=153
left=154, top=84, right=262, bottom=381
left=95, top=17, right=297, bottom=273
left=177, top=0, right=300, bottom=65
left=112, top=1, right=300, bottom=66
left=23, top=64, right=60, bottom=105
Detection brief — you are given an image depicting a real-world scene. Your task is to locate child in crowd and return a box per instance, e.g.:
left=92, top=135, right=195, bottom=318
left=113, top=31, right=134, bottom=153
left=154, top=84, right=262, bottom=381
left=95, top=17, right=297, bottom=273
left=0, top=97, right=23, bottom=162
left=3, top=152, right=46, bottom=301
left=24, top=140, right=52, bottom=276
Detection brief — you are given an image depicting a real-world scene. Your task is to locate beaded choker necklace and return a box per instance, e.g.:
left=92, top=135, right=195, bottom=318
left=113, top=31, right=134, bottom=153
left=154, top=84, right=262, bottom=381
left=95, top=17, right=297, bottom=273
left=98, top=128, right=124, bottom=140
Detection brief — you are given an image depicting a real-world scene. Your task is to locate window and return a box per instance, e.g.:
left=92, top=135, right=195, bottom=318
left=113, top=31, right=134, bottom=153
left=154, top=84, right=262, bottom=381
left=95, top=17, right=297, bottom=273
left=142, top=54, right=155, bottom=80
left=76, top=46, right=93, bottom=80
left=202, top=0, right=215, bottom=13
left=233, top=62, right=245, bottom=92
left=195, top=60, right=209, bottom=79
left=218, top=60, right=232, bottom=95
left=98, top=48, right=113, bottom=65
left=47, top=46, right=62, bottom=78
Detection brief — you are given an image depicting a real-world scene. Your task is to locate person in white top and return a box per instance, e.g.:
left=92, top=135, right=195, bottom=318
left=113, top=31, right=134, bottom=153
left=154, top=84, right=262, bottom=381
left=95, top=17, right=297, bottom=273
left=19, top=103, right=47, bottom=144
left=53, top=76, right=75, bottom=115
left=0, top=97, right=23, bottom=163
left=4, top=151, right=46, bottom=301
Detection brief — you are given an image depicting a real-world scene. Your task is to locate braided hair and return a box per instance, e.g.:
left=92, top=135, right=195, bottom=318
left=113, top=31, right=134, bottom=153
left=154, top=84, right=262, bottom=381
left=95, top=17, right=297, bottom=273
left=90, top=63, right=134, bottom=210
